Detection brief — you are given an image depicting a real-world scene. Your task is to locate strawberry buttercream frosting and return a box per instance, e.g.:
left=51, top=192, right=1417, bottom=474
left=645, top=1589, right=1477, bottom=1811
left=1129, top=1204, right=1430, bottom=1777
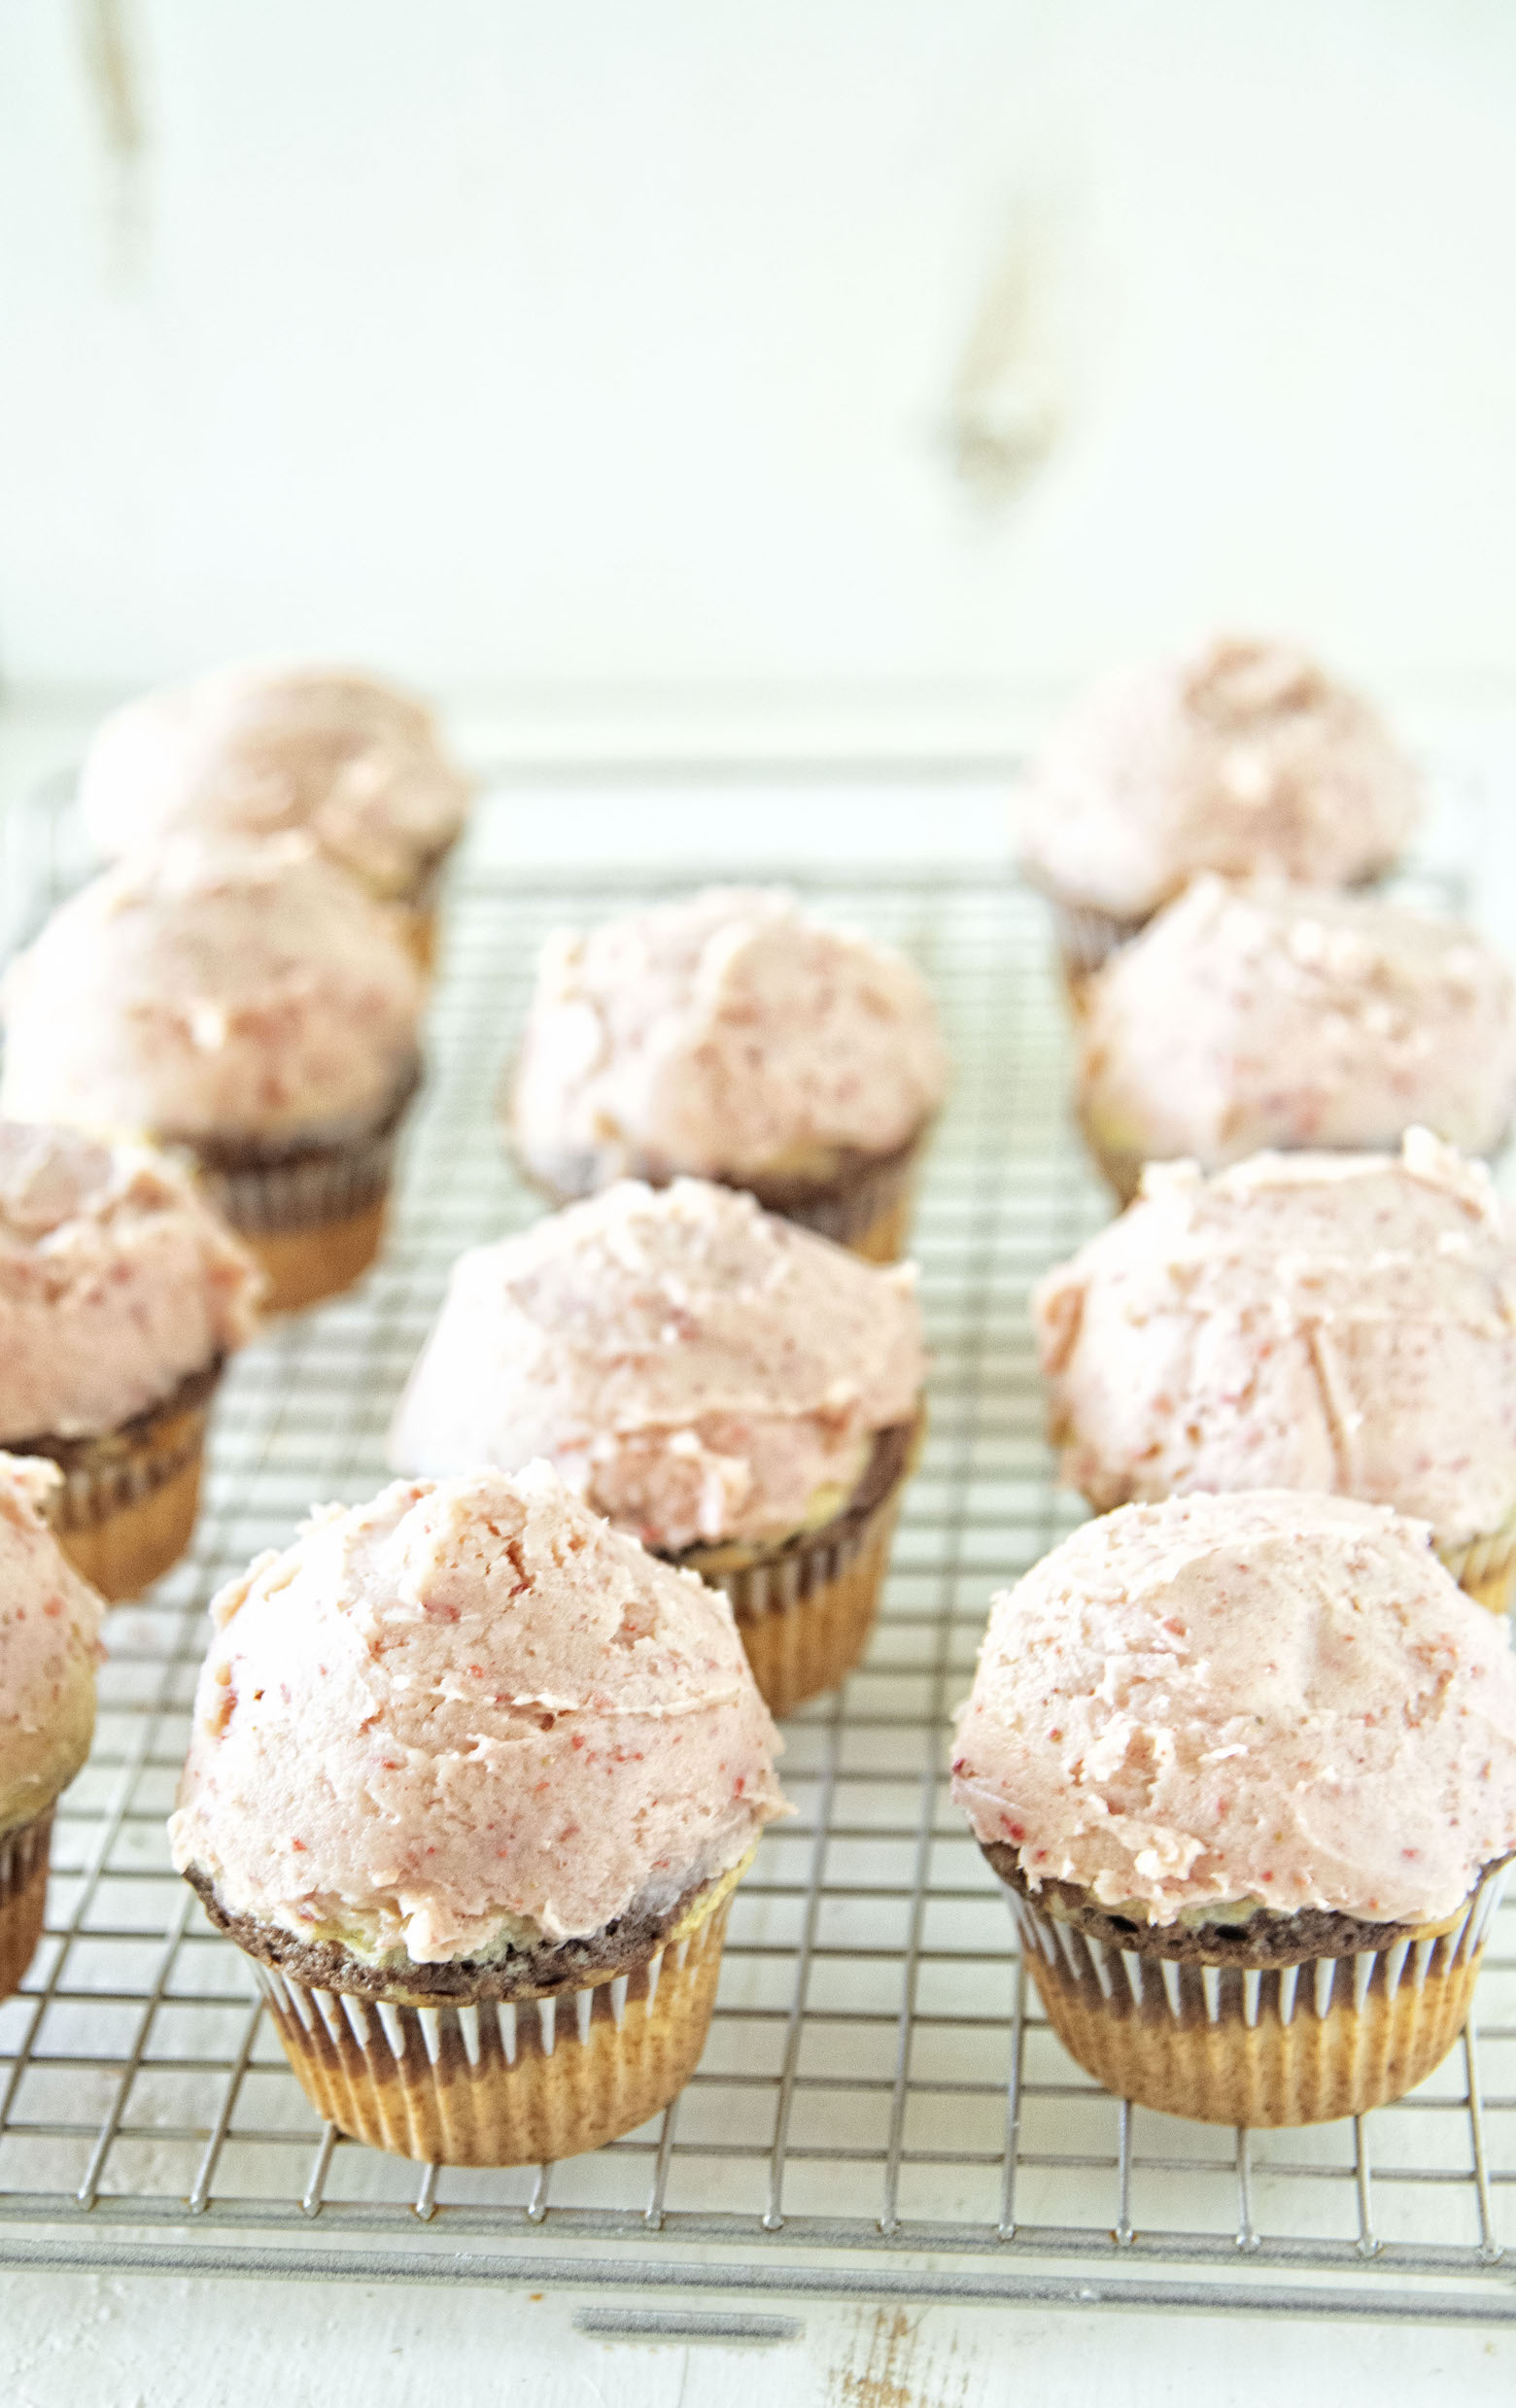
left=511, top=886, right=948, bottom=1194
left=169, top=1464, right=788, bottom=1961
left=0, top=1453, right=103, bottom=1837
left=952, top=1491, right=1516, bottom=1928
left=0, top=1123, right=261, bottom=1442
left=1079, top=875, right=1516, bottom=1172
left=1035, top=1133, right=1516, bottom=1550
left=389, top=1179, right=925, bottom=1551
left=1, top=835, right=424, bottom=1146
left=1019, top=635, right=1419, bottom=921
left=79, top=664, right=470, bottom=902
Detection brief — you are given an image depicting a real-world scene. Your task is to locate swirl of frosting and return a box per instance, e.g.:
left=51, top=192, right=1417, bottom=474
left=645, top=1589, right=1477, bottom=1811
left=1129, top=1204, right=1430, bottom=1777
left=1, top=835, right=423, bottom=1145
left=390, top=1178, right=925, bottom=1551
left=511, top=886, right=948, bottom=1193
left=169, top=1463, right=788, bottom=1962
left=1035, top=1133, right=1516, bottom=1549
left=1078, top=876, right=1516, bottom=1172
left=79, top=664, right=470, bottom=901
left=0, top=1122, right=261, bottom=1441
left=1019, top=635, right=1420, bottom=920
left=0, top=1454, right=103, bottom=1837
left=952, top=1490, right=1516, bottom=1927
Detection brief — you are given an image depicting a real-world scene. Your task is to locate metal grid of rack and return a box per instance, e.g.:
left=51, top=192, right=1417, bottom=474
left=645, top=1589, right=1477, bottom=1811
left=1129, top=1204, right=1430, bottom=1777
left=1, top=805, right=1514, bottom=2320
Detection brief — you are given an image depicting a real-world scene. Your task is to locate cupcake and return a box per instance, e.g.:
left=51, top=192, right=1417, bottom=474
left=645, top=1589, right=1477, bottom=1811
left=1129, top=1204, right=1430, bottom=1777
left=1018, top=635, right=1420, bottom=997
left=169, top=1463, right=787, bottom=2165
left=0, top=1123, right=261, bottom=1599
left=78, top=664, right=471, bottom=970
left=1035, top=1133, right=1516, bottom=1617
left=390, top=1179, right=927, bottom=1715
left=1076, top=875, right=1516, bottom=1202
left=1, top=835, right=424, bottom=1314
left=1, top=1454, right=103, bottom=1997
left=508, top=886, right=948, bottom=1263
left=952, top=1491, right=1516, bottom=2126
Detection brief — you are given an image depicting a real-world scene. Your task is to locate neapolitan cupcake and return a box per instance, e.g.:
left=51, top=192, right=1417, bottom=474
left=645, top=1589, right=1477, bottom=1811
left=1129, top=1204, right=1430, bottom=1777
left=1076, top=876, right=1516, bottom=1202
left=1035, top=1132, right=1516, bottom=1616
left=0, top=1123, right=261, bottom=1598
left=1, top=835, right=424, bottom=1313
left=952, top=1491, right=1516, bottom=2126
left=169, top=1463, right=787, bottom=2165
left=78, top=664, right=472, bottom=971
left=508, top=887, right=948, bottom=1263
left=1018, top=635, right=1420, bottom=996
left=390, top=1179, right=927, bottom=1714
left=1, top=1454, right=103, bottom=1996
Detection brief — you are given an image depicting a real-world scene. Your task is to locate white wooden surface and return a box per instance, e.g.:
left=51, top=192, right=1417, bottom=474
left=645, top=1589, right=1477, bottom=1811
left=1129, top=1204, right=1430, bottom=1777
left=4, top=702, right=1516, bottom=2400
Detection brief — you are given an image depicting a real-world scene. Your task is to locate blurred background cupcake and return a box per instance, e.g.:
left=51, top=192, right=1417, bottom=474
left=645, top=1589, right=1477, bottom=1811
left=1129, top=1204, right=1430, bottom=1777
left=1018, top=635, right=1421, bottom=999
left=390, top=1177, right=927, bottom=1713
left=1076, top=874, right=1516, bottom=1201
left=0, top=1454, right=103, bottom=1996
left=169, top=1462, right=787, bottom=2165
left=1035, top=1131, right=1516, bottom=1615
left=1, top=834, right=424, bottom=1313
left=952, top=1489, right=1516, bottom=2126
left=0, top=1123, right=261, bottom=1599
left=78, top=664, right=472, bottom=973
left=508, top=885, right=948, bottom=1262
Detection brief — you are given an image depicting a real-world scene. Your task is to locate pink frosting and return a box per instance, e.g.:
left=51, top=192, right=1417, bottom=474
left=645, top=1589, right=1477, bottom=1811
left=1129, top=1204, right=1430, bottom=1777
left=1036, top=1134, right=1516, bottom=1549
left=952, top=1491, right=1516, bottom=1927
left=1079, top=876, right=1516, bottom=1170
left=1019, top=636, right=1420, bottom=919
left=0, top=1123, right=261, bottom=1441
left=0, top=1453, right=103, bottom=1837
left=168, top=1463, right=788, bottom=1960
left=511, top=886, right=948, bottom=1191
left=79, top=664, right=470, bottom=901
left=1, top=835, right=424, bottom=1145
left=390, top=1179, right=925, bottom=1551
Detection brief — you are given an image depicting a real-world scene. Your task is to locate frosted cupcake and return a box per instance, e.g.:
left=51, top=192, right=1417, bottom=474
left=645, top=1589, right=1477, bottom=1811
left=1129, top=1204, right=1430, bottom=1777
left=169, top=1464, right=787, bottom=2165
left=509, top=887, right=948, bottom=1263
left=952, top=1491, right=1516, bottom=2126
left=390, top=1179, right=927, bottom=1714
left=1077, top=876, right=1516, bottom=1202
left=1, top=1455, right=103, bottom=1996
left=1036, top=1133, right=1516, bottom=1615
left=1019, top=636, right=1420, bottom=995
left=0, top=1123, right=261, bottom=1598
left=1, top=835, right=424, bottom=1312
left=78, top=664, right=471, bottom=970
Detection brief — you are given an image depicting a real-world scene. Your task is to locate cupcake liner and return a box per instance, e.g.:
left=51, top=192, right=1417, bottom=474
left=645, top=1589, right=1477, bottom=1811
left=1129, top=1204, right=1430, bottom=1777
left=509, top=1115, right=930, bottom=1268
left=16, top=1359, right=221, bottom=1601
left=1438, top=1523, right=1516, bottom=1617
left=0, top=1809, right=52, bottom=1999
left=756, top=1132, right=926, bottom=1265
left=1050, top=901, right=1149, bottom=1009
left=190, top=1057, right=422, bottom=1313
left=249, top=1866, right=742, bottom=2166
left=674, top=1414, right=921, bottom=1717
left=1001, top=1860, right=1508, bottom=2127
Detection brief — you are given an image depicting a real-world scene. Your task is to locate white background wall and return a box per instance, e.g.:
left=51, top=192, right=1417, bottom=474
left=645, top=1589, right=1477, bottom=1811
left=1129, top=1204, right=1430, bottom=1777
left=3, top=1, right=1515, bottom=721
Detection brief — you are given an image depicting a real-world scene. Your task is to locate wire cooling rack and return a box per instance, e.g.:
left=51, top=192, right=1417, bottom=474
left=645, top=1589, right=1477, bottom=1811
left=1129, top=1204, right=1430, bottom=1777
left=1, top=794, right=1515, bottom=2322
